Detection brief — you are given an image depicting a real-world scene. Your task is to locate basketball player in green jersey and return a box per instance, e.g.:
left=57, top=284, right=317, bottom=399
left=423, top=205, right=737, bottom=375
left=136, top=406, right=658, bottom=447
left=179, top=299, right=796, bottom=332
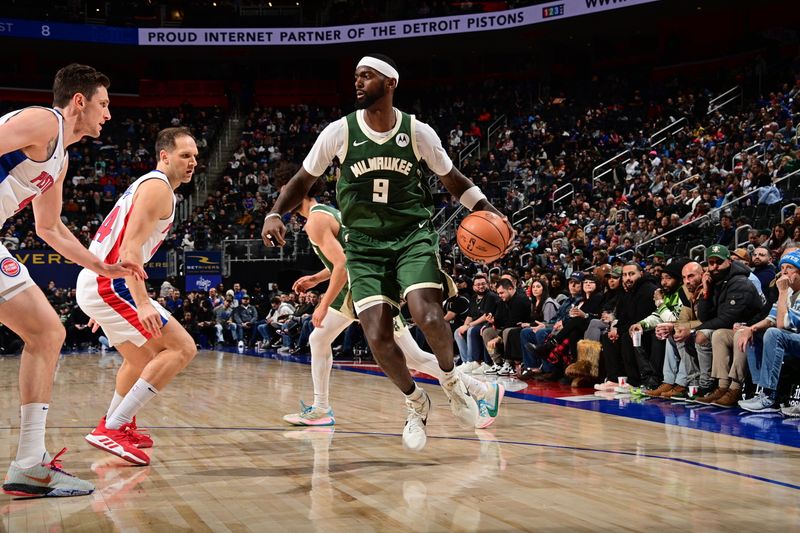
left=281, top=177, right=504, bottom=439
left=262, top=54, right=512, bottom=450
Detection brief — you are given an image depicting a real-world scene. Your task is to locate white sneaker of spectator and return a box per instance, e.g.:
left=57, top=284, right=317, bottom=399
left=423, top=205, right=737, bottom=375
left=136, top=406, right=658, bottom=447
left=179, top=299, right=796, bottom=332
left=237, top=341, right=245, bottom=352
left=461, top=361, right=479, bottom=374
left=497, top=362, right=515, bottom=376
left=780, top=403, right=800, bottom=418
left=594, top=380, right=617, bottom=392
left=484, top=364, right=502, bottom=375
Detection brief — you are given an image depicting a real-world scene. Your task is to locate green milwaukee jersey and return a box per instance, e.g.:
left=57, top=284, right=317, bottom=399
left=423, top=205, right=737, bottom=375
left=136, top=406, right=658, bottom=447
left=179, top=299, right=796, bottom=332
left=307, top=203, right=350, bottom=313
left=337, top=110, right=434, bottom=238
left=308, top=203, right=345, bottom=271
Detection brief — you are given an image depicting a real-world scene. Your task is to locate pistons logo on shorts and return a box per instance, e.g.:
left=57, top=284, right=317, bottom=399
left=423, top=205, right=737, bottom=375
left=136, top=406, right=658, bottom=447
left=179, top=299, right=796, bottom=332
left=1, top=258, right=21, bottom=277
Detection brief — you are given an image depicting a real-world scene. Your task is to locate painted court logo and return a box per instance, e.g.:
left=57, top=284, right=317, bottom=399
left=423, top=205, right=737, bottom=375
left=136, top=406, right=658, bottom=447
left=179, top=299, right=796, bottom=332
left=1, top=258, right=20, bottom=277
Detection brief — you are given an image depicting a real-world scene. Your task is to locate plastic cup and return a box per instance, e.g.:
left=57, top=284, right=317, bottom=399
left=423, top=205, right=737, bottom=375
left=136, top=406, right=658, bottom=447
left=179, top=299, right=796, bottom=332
left=632, top=330, right=642, bottom=347
left=618, top=376, right=627, bottom=387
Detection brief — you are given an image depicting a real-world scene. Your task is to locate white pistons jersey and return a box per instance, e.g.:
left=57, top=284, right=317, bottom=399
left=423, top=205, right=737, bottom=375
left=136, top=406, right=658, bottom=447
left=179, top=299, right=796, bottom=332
left=76, top=170, right=174, bottom=347
left=0, top=107, right=67, bottom=223
left=89, top=170, right=175, bottom=265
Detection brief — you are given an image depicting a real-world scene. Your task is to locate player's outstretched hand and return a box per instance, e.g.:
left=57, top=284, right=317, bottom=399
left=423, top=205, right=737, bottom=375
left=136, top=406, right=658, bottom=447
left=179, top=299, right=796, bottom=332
left=87, top=318, right=100, bottom=333
left=262, top=215, right=287, bottom=246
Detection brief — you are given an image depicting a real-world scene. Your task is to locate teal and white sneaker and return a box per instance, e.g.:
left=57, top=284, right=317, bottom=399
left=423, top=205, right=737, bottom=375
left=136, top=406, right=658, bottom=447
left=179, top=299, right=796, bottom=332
left=283, top=401, right=335, bottom=426
left=476, top=383, right=505, bottom=429
left=3, top=448, right=94, bottom=497
left=441, top=374, right=479, bottom=428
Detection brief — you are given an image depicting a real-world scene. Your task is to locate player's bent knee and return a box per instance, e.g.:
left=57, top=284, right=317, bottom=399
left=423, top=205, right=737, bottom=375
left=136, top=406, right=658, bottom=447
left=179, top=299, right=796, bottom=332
left=178, top=343, right=197, bottom=366
left=24, top=324, right=66, bottom=353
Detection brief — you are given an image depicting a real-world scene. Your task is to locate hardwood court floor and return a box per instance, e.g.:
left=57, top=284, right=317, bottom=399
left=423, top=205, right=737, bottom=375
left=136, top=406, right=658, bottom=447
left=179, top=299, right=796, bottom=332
left=1, top=350, right=799, bottom=532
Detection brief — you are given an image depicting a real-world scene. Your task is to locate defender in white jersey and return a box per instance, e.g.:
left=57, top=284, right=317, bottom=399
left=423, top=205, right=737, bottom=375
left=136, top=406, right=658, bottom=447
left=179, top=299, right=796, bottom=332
left=77, top=128, right=198, bottom=466
left=0, top=64, right=145, bottom=498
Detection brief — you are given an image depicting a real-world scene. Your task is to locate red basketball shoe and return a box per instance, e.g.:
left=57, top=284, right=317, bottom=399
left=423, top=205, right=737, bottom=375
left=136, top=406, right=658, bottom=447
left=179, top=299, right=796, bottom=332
left=85, top=418, right=150, bottom=466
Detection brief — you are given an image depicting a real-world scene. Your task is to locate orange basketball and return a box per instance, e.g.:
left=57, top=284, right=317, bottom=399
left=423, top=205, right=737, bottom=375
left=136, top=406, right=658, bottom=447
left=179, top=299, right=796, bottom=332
left=456, top=211, right=511, bottom=263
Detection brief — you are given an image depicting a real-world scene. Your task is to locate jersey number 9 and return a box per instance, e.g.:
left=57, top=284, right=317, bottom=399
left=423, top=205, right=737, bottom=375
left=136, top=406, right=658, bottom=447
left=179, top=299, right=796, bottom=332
left=373, top=178, right=389, bottom=203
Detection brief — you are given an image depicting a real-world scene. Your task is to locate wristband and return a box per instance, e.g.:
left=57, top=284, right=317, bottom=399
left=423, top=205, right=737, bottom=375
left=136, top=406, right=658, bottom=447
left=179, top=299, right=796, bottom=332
left=459, top=186, right=487, bottom=210
left=265, top=212, right=282, bottom=221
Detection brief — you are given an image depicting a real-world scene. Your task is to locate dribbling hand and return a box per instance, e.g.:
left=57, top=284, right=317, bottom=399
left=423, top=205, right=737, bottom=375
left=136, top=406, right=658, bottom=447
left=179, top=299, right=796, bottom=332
left=500, top=215, right=517, bottom=256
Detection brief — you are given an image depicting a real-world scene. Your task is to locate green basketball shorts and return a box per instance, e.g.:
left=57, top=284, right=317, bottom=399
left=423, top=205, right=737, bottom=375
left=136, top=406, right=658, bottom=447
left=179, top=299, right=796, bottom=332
left=343, top=225, right=443, bottom=314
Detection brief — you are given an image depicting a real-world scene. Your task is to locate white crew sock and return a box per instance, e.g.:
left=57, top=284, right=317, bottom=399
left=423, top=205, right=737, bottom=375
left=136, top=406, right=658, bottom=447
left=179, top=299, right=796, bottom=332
left=106, top=379, right=158, bottom=430
left=106, top=391, right=124, bottom=420
left=15, top=403, right=49, bottom=468
left=405, top=383, right=424, bottom=404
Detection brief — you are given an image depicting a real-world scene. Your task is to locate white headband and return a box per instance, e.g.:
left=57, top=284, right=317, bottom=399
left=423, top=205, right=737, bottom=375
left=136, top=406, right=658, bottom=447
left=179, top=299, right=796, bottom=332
left=357, top=56, right=399, bottom=87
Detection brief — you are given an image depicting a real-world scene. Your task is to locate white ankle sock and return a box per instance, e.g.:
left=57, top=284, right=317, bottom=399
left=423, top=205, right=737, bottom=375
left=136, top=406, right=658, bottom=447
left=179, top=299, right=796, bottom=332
left=106, top=391, right=124, bottom=420
left=106, top=379, right=158, bottom=430
left=405, top=384, right=424, bottom=404
left=15, top=403, right=49, bottom=468
left=440, top=367, right=457, bottom=385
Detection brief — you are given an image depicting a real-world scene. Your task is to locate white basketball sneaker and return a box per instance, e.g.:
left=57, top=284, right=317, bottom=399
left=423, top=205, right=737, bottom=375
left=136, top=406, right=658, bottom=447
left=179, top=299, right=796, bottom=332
left=402, top=389, right=431, bottom=451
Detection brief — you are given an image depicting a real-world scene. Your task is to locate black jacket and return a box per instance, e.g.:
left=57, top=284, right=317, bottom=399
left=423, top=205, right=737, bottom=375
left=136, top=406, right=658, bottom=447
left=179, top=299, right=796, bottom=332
left=697, top=261, right=763, bottom=330
left=494, top=293, right=532, bottom=330
left=614, top=275, right=659, bottom=334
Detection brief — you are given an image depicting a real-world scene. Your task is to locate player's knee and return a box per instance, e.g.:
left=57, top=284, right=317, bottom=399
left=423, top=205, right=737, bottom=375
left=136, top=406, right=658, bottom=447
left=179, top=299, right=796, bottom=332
left=363, top=327, right=393, bottom=351
left=179, top=342, right=198, bottom=365
left=413, top=310, right=442, bottom=333
left=23, top=324, right=65, bottom=354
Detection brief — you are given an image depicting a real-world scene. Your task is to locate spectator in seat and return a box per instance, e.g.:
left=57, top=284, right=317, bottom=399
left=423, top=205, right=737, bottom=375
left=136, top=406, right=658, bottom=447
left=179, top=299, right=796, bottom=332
left=456, top=274, right=499, bottom=375
left=192, top=298, right=216, bottom=348
left=232, top=294, right=258, bottom=349
left=213, top=297, right=235, bottom=346
left=693, top=245, right=763, bottom=399
left=730, top=247, right=764, bottom=297
left=645, top=261, right=699, bottom=398
left=481, top=278, right=531, bottom=376
left=629, top=259, right=690, bottom=391
left=714, top=213, right=735, bottom=248
left=522, top=273, right=584, bottom=381
left=751, top=246, right=777, bottom=291
left=599, top=262, right=658, bottom=388
left=64, top=304, right=96, bottom=350
left=768, top=223, right=789, bottom=258
left=739, top=250, right=800, bottom=414
left=257, top=296, right=295, bottom=348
